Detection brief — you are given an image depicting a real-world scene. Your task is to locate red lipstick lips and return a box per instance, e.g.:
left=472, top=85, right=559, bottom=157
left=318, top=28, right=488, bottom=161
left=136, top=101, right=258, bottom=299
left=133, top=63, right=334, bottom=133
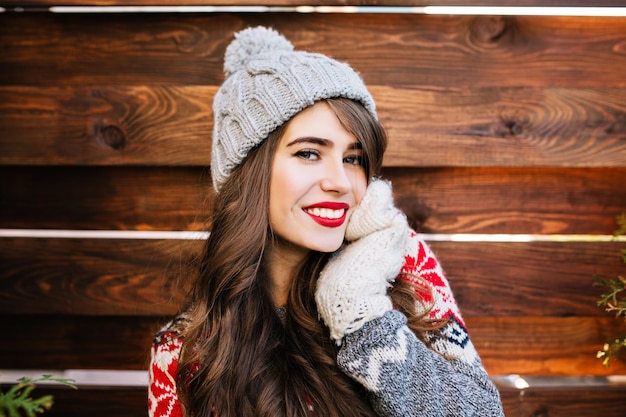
left=303, top=202, right=349, bottom=228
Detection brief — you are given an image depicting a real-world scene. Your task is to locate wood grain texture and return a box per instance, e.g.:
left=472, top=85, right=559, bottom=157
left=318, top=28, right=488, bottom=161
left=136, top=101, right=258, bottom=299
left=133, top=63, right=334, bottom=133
left=0, top=166, right=213, bottom=231
left=2, top=14, right=626, bottom=88
left=2, top=86, right=626, bottom=167
left=1, top=166, right=624, bottom=234
left=0, top=238, right=196, bottom=316
left=1, top=238, right=623, bottom=317
left=0, top=86, right=214, bottom=165
left=374, top=86, right=626, bottom=168
left=466, top=316, right=626, bottom=376
left=0, top=315, right=160, bottom=370
left=16, top=386, right=149, bottom=417
left=385, top=167, right=626, bottom=235
left=4, top=0, right=626, bottom=7
left=3, top=315, right=625, bottom=375
left=431, top=240, right=626, bottom=317
left=498, top=385, right=626, bottom=417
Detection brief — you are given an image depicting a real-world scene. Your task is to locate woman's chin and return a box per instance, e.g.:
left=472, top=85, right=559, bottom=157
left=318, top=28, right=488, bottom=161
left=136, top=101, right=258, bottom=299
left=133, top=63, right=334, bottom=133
left=310, top=239, right=345, bottom=254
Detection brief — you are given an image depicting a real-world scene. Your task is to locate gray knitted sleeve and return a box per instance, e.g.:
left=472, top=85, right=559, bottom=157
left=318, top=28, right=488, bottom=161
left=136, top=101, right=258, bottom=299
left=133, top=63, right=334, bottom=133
left=337, top=310, right=504, bottom=417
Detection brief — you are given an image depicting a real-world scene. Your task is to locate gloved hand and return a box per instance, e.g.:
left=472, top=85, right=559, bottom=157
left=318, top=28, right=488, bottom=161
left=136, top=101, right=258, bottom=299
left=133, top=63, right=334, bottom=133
left=315, top=178, right=410, bottom=344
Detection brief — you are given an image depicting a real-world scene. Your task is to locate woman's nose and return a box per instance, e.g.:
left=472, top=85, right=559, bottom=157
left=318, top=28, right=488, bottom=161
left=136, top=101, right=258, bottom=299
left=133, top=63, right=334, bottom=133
left=320, top=160, right=352, bottom=194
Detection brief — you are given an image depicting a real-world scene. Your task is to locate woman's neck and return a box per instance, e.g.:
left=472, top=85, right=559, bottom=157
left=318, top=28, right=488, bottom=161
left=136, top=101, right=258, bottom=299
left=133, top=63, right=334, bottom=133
left=265, top=240, right=309, bottom=307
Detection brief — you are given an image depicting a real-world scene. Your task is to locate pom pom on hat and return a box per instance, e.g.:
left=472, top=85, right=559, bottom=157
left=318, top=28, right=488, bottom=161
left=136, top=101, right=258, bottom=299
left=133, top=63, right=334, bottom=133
left=223, top=26, right=294, bottom=77
left=210, top=26, right=377, bottom=193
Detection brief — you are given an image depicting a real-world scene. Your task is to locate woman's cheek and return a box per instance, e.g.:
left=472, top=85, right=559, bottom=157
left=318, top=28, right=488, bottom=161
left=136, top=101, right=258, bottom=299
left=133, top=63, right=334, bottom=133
left=354, top=176, right=368, bottom=205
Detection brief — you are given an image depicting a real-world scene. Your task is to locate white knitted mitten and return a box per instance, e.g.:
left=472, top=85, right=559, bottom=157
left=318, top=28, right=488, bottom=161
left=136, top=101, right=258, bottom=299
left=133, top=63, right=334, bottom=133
left=315, top=179, right=410, bottom=343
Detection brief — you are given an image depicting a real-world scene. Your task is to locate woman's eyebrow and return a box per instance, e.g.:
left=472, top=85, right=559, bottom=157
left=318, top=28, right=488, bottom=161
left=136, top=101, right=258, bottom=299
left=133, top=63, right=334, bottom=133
left=285, top=137, right=332, bottom=147
left=286, top=137, right=362, bottom=150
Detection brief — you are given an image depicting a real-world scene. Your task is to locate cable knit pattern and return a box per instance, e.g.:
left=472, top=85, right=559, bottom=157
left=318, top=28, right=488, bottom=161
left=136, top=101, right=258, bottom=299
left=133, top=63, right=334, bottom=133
left=148, top=232, right=502, bottom=416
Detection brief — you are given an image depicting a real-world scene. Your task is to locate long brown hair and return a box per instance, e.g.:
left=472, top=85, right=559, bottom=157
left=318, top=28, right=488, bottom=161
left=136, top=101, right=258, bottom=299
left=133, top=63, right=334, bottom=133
left=177, top=98, right=435, bottom=417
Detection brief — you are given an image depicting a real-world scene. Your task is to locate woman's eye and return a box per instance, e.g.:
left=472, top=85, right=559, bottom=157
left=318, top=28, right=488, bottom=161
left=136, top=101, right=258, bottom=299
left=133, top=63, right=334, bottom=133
left=295, top=149, right=320, bottom=161
left=344, top=155, right=363, bottom=166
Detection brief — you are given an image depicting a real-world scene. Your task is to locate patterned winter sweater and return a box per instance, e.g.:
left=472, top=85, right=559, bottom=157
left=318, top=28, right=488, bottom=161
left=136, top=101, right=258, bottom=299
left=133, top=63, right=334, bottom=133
left=148, top=231, right=504, bottom=417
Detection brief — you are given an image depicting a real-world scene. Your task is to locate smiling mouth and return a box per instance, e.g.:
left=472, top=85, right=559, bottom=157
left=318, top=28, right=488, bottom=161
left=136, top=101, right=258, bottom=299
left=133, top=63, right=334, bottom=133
left=303, top=203, right=349, bottom=228
left=304, top=207, right=345, bottom=219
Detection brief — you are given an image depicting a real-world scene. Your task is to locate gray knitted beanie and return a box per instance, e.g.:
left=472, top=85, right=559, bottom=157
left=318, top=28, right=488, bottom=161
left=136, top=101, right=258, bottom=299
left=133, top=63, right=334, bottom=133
left=211, top=26, right=377, bottom=192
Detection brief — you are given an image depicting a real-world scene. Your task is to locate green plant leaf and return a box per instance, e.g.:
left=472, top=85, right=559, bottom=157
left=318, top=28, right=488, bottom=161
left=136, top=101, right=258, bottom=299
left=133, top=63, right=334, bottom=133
left=0, top=374, right=77, bottom=417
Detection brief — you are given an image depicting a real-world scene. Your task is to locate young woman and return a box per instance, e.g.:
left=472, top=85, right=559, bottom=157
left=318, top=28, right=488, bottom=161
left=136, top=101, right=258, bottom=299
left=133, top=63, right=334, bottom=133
left=149, top=26, right=504, bottom=417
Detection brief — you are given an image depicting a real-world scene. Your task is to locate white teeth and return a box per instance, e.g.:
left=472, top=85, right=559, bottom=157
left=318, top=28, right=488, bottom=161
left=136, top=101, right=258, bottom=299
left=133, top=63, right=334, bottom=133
left=306, top=207, right=344, bottom=219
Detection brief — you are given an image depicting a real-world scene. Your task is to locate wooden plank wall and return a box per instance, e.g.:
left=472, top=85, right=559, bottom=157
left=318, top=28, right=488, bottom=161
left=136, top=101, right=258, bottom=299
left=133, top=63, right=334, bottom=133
left=1, top=1, right=626, bottom=416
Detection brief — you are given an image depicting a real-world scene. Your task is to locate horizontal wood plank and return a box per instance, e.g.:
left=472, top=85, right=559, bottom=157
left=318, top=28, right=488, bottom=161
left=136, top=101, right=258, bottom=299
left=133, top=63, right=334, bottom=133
left=498, top=385, right=626, bottom=417
left=2, top=86, right=626, bottom=167
left=1, top=166, right=624, bottom=234
left=466, top=316, right=626, bottom=376
left=388, top=167, right=626, bottom=234
left=1, top=238, right=623, bottom=317
left=4, top=1, right=626, bottom=8
left=3, top=383, right=625, bottom=417
left=0, top=167, right=213, bottom=231
left=0, top=238, right=195, bottom=316
left=0, top=315, right=161, bottom=370
left=2, top=315, right=625, bottom=375
left=2, top=14, right=626, bottom=88
left=0, top=86, right=214, bottom=165
left=434, top=241, right=626, bottom=317
left=377, top=86, right=626, bottom=168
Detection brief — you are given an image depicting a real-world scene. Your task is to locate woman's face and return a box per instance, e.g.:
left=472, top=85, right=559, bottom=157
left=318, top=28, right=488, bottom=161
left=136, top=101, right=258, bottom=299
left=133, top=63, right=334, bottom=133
left=269, top=101, right=368, bottom=256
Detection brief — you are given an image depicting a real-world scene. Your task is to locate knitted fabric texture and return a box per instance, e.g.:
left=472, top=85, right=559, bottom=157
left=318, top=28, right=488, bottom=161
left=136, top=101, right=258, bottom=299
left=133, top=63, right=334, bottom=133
left=336, top=232, right=502, bottom=416
left=148, top=318, right=188, bottom=417
left=399, top=232, right=478, bottom=363
left=315, top=179, right=410, bottom=343
left=338, top=310, right=503, bottom=416
left=211, top=26, right=377, bottom=192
